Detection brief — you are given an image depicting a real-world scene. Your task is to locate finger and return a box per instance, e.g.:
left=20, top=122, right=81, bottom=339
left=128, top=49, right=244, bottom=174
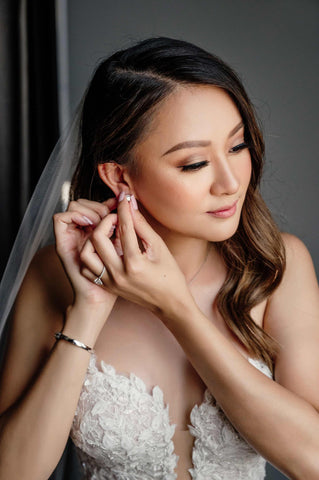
left=77, top=197, right=117, bottom=218
left=89, top=213, right=123, bottom=272
left=80, top=239, right=109, bottom=284
left=53, top=211, right=95, bottom=257
left=68, top=199, right=113, bottom=226
left=130, top=205, right=161, bottom=253
left=114, top=221, right=123, bottom=256
left=80, top=239, right=104, bottom=272
left=53, top=210, right=96, bottom=231
left=117, top=193, right=141, bottom=258
left=103, top=196, right=118, bottom=211
left=81, top=265, right=110, bottom=286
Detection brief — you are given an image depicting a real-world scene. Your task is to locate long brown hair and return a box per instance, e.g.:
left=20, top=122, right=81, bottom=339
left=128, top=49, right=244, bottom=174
left=71, top=37, right=285, bottom=373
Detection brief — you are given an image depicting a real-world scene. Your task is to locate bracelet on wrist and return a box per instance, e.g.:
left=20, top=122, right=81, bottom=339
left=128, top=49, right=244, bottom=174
left=54, top=332, right=94, bottom=354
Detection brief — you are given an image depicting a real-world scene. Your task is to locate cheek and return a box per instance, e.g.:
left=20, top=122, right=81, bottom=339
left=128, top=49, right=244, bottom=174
left=237, top=154, right=252, bottom=189
left=134, top=171, right=205, bottom=232
left=133, top=169, right=198, bottom=224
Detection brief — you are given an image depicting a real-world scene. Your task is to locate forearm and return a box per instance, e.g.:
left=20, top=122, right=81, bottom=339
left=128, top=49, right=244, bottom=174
left=162, top=300, right=319, bottom=480
left=0, top=304, right=106, bottom=480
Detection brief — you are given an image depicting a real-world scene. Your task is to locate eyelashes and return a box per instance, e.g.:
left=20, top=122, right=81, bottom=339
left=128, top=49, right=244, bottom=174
left=230, top=142, right=249, bottom=153
left=180, top=160, right=209, bottom=172
left=180, top=142, right=249, bottom=172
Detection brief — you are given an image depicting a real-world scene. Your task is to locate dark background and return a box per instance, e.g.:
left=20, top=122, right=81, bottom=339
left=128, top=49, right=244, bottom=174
left=1, top=1, right=318, bottom=479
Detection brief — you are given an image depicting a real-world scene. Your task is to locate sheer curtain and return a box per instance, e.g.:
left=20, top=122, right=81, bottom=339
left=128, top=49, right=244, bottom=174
left=0, top=0, right=59, bottom=279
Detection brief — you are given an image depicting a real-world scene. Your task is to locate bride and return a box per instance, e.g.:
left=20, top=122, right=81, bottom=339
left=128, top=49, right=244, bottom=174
left=0, top=37, right=318, bottom=480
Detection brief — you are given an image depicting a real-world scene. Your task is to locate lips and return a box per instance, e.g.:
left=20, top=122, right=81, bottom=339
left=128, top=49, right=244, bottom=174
left=207, top=200, right=238, bottom=218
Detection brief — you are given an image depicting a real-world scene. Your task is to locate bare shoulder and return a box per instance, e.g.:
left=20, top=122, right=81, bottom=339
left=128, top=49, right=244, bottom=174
left=276, top=232, right=318, bottom=302
left=264, top=233, right=319, bottom=409
left=265, top=232, right=318, bottom=330
left=0, top=245, right=73, bottom=415
left=281, top=232, right=317, bottom=270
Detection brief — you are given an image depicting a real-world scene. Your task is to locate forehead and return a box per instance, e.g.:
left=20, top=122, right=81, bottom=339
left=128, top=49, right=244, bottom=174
left=137, top=85, right=243, bottom=154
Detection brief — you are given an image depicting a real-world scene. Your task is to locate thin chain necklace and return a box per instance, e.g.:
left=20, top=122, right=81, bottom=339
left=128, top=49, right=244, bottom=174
left=187, top=245, right=211, bottom=285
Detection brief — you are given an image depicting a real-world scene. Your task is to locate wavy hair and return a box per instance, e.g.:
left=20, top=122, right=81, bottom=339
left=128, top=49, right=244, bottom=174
left=71, top=37, right=285, bottom=373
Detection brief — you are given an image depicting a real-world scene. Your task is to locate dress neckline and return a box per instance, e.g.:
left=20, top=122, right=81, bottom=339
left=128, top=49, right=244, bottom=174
left=89, top=353, right=272, bottom=429
left=75, top=353, right=271, bottom=479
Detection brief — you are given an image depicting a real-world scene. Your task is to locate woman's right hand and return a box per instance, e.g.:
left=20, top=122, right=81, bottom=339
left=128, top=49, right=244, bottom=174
left=53, top=198, right=118, bottom=310
left=0, top=198, right=121, bottom=479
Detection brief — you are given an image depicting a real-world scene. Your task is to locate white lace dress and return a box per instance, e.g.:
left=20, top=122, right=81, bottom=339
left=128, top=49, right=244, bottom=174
left=71, top=355, right=272, bottom=479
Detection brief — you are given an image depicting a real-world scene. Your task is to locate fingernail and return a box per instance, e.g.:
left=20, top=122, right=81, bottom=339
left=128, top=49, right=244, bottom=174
left=118, top=191, right=125, bottom=202
left=82, top=215, right=94, bottom=225
left=103, top=197, right=117, bottom=212
left=109, top=225, right=116, bottom=236
left=115, top=244, right=123, bottom=256
left=130, top=194, right=138, bottom=210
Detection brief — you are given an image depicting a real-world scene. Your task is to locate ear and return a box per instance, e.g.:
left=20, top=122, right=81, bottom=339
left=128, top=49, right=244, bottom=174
left=97, top=162, right=137, bottom=198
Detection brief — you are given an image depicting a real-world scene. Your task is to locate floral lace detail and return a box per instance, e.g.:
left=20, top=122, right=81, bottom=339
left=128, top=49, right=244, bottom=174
left=71, top=356, right=178, bottom=479
left=71, top=356, right=272, bottom=479
left=188, top=358, right=272, bottom=479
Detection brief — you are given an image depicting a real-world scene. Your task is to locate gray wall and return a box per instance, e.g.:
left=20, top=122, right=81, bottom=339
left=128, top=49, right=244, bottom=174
left=66, top=1, right=318, bottom=478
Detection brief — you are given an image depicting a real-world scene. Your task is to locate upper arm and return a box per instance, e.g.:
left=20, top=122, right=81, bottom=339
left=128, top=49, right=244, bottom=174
left=0, top=245, right=73, bottom=416
left=264, top=233, right=319, bottom=411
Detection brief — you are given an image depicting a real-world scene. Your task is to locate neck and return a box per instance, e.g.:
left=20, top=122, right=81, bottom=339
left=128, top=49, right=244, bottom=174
left=166, top=235, right=211, bottom=283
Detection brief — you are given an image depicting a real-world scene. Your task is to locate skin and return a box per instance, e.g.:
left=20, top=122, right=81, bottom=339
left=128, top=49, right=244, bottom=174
left=0, top=86, right=319, bottom=480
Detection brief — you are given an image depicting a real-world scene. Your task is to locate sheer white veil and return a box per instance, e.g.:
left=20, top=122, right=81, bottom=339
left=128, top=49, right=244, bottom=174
left=0, top=103, right=83, bottom=342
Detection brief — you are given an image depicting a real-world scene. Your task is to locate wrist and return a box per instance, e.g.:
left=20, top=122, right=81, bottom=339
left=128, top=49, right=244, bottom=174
left=72, top=295, right=114, bottom=316
left=62, top=301, right=111, bottom=346
left=157, top=290, right=199, bottom=329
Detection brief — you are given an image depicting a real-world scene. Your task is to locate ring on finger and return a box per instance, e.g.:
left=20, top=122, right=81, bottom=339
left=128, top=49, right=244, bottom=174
left=93, top=266, right=105, bottom=286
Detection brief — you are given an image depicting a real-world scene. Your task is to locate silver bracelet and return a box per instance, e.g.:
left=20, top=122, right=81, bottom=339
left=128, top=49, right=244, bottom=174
left=54, top=332, right=94, bottom=353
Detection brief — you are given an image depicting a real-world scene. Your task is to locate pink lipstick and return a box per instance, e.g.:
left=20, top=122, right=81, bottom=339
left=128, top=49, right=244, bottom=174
left=207, top=200, right=238, bottom=218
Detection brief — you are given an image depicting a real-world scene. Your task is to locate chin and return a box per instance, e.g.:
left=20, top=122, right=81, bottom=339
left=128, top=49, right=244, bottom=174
left=204, top=219, right=241, bottom=243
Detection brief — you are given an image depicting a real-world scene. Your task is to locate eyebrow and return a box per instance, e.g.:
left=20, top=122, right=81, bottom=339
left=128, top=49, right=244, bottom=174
left=162, top=121, right=244, bottom=156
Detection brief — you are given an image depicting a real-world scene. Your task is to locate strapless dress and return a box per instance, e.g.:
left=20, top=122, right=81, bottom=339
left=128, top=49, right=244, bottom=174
left=71, top=354, right=272, bottom=479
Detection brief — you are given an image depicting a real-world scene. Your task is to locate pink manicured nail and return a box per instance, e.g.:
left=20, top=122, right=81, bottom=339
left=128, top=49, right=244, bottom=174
left=109, top=225, right=116, bottom=236
left=130, top=194, right=138, bottom=210
left=118, top=191, right=125, bottom=202
left=82, top=215, right=94, bottom=225
left=115, top=244, right=123, bottom=256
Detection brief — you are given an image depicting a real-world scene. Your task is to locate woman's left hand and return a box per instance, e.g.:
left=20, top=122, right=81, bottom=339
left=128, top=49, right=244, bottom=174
left=80, top=193, right=194, bottom=318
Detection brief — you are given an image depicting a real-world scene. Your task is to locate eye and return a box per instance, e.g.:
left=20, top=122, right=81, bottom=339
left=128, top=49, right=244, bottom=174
left=180, top=160, right=209, bottom=172
left=230, top=142, right=249, bottom=153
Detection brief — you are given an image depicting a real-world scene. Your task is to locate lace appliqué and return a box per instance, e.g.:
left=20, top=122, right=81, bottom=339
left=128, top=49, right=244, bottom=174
left=71, top=356, right=272, bottom=480
left=188, top=358, right=272, bottom=480
left=71, top=356, right=178, bottom=479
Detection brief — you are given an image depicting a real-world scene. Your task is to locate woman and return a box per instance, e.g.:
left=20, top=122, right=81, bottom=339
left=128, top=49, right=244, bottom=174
left=0, top=37, right=318, bottom=480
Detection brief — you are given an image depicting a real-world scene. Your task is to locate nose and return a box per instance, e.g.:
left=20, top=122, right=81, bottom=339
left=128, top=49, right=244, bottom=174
left=210, top=154, right=240, bottom=196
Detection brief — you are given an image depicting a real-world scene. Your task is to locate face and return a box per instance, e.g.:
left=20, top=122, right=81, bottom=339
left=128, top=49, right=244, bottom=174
left=130, top=85, right=252, bottom=242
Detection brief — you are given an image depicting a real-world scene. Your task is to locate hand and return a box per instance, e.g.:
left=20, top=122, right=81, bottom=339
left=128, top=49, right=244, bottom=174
left=53, top=198, right=118, bottom=310
left=80, top=194, right=194, bottom=318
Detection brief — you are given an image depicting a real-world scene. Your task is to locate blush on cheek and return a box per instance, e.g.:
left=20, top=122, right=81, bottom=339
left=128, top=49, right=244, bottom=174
left=136, top=173, right=186, bottom=209
left=136, top=181, right=193, bottom=230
